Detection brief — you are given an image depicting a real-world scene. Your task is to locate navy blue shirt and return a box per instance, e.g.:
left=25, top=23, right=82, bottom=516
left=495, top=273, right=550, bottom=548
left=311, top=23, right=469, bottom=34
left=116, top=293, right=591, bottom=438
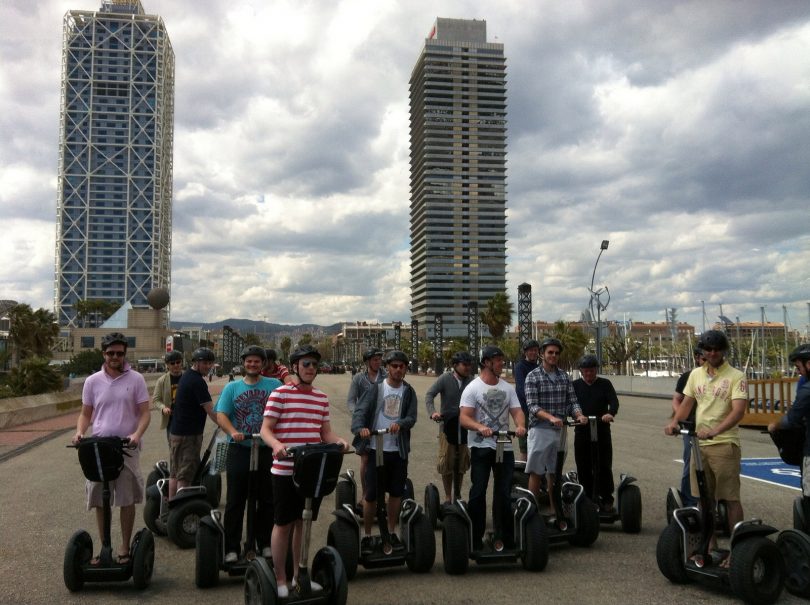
left=170, top=369, right=212, bottom=436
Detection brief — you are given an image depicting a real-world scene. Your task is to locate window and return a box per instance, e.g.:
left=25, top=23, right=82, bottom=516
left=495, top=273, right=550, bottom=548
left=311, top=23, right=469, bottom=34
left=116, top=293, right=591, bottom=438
left=81, top=336, right=95, bottom=349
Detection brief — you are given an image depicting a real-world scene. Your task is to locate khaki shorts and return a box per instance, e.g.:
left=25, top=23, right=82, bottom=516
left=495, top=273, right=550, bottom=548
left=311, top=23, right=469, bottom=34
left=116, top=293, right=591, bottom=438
left=86, top=448, right=144, bottom=509
left=690, top=442, right=741, bottom=502
left=437, top=433, right=470, bottom=476
left=169, top=433, right=204, bottom=483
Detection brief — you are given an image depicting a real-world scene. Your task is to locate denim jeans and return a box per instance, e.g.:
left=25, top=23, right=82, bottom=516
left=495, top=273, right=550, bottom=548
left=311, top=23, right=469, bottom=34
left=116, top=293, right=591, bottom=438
left=468, top=446, right=514, bottom=549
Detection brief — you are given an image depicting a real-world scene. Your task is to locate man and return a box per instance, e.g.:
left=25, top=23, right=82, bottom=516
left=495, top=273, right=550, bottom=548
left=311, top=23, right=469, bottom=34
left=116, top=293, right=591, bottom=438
left=460, top=345, right=526, bottom=551
left=769, top=344, right=810, bottom=522
left=215, top=346, right=282, bottom=563
left=514, top=339, right=540, bottom=462
left=352, top=350, right=418, bottom=550
left=524, top=338, right=587, bottom=521
left=425, top=350, right=474, bottom=503
left=168, top=347, right=218, bottom=499
left=72, top=332, right=150, bottom=564
left=671, top=347, right=706, bottom=507
left=152, top=350, right=184, bottom=442
left=665, top=330, right=747, bottom=561
left=261, top=346, right=348, bottom=598
left=347, top=347, right=385, bottom=505
left=261, top=348, right=296, bottom=385
left=573, top=354, right=620, bottom=512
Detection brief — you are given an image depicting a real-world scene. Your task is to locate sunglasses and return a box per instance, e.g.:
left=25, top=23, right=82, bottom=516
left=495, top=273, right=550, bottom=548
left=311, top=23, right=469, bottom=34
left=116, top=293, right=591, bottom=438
left=105, top=350, right=125, bottom=358
left=299, top=360, right=318, bottom=368
left=388, top=363, right=407, bottom=370
left=545, top=350, right=561, bottom=356
left=702, top=346, right=723, bottom=353
left=168, top=360, right=182, bottom=365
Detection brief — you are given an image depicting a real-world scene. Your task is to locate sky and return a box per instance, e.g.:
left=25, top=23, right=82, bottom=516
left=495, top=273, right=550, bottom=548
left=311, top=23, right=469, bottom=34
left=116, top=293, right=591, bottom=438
left=1, top=0, right=809, bottom=335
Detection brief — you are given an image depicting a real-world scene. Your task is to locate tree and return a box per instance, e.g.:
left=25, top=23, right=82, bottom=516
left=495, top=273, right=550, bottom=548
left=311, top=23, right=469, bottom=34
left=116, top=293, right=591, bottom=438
left=480, top=292, right=514, bottom=340
left=7, top=304, right=59, bottom=366
left=297, top=333, right=313, bottom=349
left=280, top=336, right=292, bottom=362
left=545, top=320, right=589, bottom=371
left=5, top=356, right=64, bottom=396
left=75, top=299, right=120, bottom=328
left=602, top=336, right=642, bottom=375
left=64, top=349, right=105, bottom=377
left=242, top=332, right=262, bottom=346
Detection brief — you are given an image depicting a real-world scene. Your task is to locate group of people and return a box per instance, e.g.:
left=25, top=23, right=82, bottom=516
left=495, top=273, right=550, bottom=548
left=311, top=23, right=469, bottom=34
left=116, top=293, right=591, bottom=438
left=72, top=328, right=810, bottom=585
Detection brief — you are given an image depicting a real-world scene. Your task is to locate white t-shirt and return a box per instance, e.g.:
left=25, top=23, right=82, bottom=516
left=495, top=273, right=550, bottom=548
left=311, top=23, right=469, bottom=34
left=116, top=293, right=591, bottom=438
left=374, top=381, right=404, bottom=452
left=460, top=376, right=521, bottom=450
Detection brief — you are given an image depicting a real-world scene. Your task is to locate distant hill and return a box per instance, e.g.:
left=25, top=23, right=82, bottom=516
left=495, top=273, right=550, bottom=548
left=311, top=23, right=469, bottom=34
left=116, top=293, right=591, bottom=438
left=170, top=318, right=343, bottom=337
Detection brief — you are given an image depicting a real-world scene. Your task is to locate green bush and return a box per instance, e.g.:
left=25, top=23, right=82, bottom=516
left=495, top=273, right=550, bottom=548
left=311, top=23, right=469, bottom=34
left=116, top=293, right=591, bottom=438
left=63, top=350, right=105, bottom=377
left=5, top=356, right=64, bottom=396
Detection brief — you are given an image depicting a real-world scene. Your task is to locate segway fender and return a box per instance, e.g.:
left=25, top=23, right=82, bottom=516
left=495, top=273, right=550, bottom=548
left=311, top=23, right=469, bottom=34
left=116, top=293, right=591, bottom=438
left=332, top=507, right=360, bottom=531
left=730, top=519, right=779, bottom=549
left=168, top=486, right=207, bottom=508
left=617, top=474, right=637, bottom=490
left=201, top=509, right=225, bottom=534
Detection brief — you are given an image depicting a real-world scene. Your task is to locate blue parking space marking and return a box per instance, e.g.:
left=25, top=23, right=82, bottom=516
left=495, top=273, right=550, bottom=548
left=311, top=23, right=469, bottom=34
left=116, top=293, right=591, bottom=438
left=740, top=458, right=801, bottom=490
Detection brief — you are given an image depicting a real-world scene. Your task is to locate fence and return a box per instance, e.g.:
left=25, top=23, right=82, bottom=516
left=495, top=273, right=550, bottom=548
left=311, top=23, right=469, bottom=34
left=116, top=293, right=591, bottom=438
left=743, top=377, right=800, bottom=427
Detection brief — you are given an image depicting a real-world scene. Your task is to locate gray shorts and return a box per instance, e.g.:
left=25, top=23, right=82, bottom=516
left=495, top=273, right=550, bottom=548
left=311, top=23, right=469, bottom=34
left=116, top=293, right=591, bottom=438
left=86, top=448, right=144, bottom=509
left=169, top=433, right=204, bottom=483
left=525, top=426, right=567, bottom=475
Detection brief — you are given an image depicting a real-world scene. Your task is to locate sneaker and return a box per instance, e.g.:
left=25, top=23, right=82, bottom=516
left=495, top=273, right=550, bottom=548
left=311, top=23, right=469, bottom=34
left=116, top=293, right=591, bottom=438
left=291, top=578, right=323, bottom=592
left=224, top=551, right=238, bottom=564
left=277, top=584, right=289, bottom=598
left=261, top=546, right=272, bottom=558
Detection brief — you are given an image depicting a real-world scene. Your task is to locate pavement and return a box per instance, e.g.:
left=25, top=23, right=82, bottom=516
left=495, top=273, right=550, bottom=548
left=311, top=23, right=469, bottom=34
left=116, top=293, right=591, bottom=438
left=0, top=372, right=804, bottom=604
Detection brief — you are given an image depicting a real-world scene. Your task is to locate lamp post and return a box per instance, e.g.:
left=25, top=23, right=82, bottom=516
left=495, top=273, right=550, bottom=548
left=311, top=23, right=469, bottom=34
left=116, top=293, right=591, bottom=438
left=589, top=240, right=610, bottom=368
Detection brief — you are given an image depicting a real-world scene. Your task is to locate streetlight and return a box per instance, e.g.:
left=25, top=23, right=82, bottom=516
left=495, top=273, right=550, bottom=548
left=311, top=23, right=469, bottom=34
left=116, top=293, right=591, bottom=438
left=589, top=240, right=610, bottom=368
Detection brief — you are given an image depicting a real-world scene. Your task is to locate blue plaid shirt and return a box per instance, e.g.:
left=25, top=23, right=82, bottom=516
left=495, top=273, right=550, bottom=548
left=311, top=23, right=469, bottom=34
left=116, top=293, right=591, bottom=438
left=524, top=365, right=581, bottom=428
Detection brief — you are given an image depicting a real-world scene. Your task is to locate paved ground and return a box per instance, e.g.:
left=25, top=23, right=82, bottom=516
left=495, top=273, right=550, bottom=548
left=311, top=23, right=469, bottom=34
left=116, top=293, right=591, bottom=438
left=0, top=373, right=803, bottom=604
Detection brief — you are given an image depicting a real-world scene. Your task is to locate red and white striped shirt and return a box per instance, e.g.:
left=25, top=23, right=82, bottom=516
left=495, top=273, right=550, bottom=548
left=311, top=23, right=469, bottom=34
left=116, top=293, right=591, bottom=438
left=263, top=384, right=330, bottom=476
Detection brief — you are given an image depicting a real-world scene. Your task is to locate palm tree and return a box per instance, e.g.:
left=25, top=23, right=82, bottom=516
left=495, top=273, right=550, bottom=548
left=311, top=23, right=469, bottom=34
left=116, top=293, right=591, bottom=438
left=280, top=336, right=292, bottom=362
left=7, top=304, right=59, bottom=366
left=480, top=292, right=514, bottom=340
left=546, top=320, right=589, bottom=371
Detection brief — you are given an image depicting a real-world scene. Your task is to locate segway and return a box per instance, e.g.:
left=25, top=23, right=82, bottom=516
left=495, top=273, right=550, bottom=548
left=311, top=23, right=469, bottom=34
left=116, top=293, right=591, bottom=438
left=541, top=421, right=600, bottom=547
left=424, top=415, right=464, bottom=530
left=144, top=428, right=222, bottom=548
left=569, top=416, right=641, bottom=533
left=328, top=429, right=435, bottom=579
left=196, top=433, right=280, bottom=588
left=244, top=442, right=349, bottom=605
left=440, top=431, right=549, bottom=575
left=64, top=437, right=154, bottom=591
left=145, top=445, right=221, bottom=506
left=656, top=423, right=785, bottom=604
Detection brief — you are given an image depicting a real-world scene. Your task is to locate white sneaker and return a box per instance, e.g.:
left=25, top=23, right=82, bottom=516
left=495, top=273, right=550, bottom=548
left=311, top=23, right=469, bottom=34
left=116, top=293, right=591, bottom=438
left=291, top=578, right=323, bottom=592
left=261, top=547, right=272, bottom=558
left=277, top=584, right=289, bottom=598
left=224, top=552, right=238, bottom=564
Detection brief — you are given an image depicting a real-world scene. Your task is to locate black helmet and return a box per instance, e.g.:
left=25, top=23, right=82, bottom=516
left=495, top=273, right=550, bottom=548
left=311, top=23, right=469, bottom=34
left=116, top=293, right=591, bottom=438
left=451, top=351, right=474, bottom=365
left=265, top=348, right=278, bottom=362
left=362, top=348, right=383, bottom=362
left=240, top=345, right=267, bottom=362
left=697, top=330, right=729, bottom=352
left=384, top=350, right=409, bottom=365
left=578, top=354, right=599, bottom=369
left=692, top=347, right=704, bottom=357
left=540, top=338, right=563, bottom=352
left=101, top=332, right=128, bottom=351
left=191, top=347, right=215, bottom=362
left=164, top=350, right=183, bottom=363
left=480, top=345, right=505, bottom=366
left=290, top=345, right=321, bottom=365
left=522, top=339, right=540, bottom=352
left=789, top=344, right=810, bottom=363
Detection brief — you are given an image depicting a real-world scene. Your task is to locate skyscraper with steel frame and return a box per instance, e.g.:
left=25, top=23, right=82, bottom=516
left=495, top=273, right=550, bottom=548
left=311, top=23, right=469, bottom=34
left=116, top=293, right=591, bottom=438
left=409, top=18, right=507, bottom=338
left=55, top=0, right=174, bottom=327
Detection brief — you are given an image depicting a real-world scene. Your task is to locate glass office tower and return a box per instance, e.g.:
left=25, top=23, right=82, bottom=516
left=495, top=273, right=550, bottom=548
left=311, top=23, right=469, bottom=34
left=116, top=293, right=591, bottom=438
left=55, top=0, right=174, bottom=327
left=409, top=18, right=508, bottom=338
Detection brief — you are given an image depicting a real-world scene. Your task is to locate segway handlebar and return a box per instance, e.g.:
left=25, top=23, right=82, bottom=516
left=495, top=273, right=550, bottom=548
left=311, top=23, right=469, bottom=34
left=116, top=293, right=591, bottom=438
left=284, top=442, right=351, bottom=457
left=68, top=436, right=133, bottom=449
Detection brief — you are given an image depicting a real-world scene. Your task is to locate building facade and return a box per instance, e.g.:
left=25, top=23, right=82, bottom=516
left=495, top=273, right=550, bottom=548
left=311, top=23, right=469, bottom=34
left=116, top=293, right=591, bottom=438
left=55, top=0, right=174, bottom=327
left=409, top=18, right=508, bottom=338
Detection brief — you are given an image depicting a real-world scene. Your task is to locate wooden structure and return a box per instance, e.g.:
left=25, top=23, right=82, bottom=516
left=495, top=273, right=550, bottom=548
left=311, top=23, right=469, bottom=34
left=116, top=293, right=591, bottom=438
left=742, top=377, right=800, bottom=427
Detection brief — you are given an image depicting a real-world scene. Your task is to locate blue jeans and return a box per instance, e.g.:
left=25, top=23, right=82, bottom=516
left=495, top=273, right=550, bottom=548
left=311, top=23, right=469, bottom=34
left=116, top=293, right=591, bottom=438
left=468, top=447, right=514, bottom=549
left=681, top=436, right=697, bottom=506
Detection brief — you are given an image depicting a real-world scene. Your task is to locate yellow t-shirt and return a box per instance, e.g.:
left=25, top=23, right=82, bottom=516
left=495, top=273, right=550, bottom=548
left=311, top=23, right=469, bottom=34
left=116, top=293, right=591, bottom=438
left=683, top=361, right=747, bottom=447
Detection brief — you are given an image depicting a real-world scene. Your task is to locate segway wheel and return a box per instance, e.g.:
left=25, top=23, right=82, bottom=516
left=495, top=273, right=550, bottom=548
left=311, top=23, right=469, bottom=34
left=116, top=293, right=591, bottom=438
left=405, top=513, right=436, bottom=573
left=195, top=519, right=221, bottom=588
left=665, top=489, right=679, bottom=525
left=522, top=514, right=549, bottom=572
left=777, top=529, right=810, bottom=598
left=569, top=498, right=599, bottom=547
left=131, top=529, right=155, bottom=589
left=729, top=536, right=785, bottom=604
left=146, top=468, right=161, bottom=490
left=619, top=484, right=642, bottom=534
left=424, top=483, right=441, bottom=530
left=715, top=499, right=730, bottom=537
left=244, top=557, right=278, bottom=605
left=142, top=494, right=167, bottom=536
left=441, top=514, right=469, bottom=575
left=655, top=522, right=690, bottom=584
left=167, top=498, right=211, bottom=549
left=202, top=470, right=221, bottom=508
left=334, top=479, right=354, bottom=512
left=313, top=546, right=348, bottom=605
left=63, top=530, right=92, bottom=592
left=327, top=520, right=359, bottom=581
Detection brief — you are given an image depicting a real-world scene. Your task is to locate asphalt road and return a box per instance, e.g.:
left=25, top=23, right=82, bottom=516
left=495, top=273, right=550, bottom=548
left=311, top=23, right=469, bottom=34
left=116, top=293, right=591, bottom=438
left=0, top=373, right=803, bottom=604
